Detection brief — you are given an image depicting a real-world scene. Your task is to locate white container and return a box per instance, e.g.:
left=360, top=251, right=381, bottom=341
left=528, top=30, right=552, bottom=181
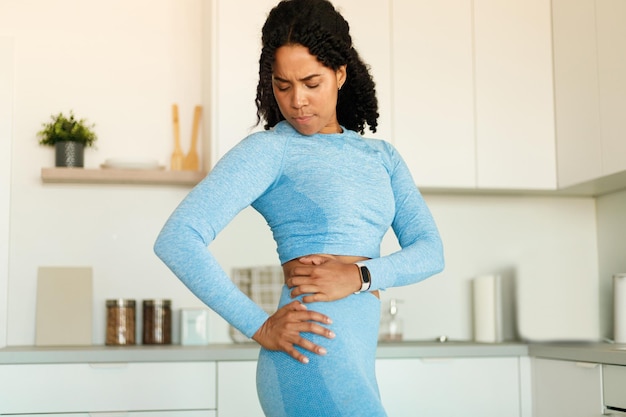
left=472, top=273, right=516, bottom=343
left=180, top=309, right=210, bottom=346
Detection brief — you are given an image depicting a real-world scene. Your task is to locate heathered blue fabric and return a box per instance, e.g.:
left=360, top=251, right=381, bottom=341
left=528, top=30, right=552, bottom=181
left=257, top=286, right=384, bottom=417
left=154, top=121, right=444, bottom=416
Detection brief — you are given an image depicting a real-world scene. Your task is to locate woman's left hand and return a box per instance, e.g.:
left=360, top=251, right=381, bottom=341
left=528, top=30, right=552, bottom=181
left=286, top=255, right=361, bottom=303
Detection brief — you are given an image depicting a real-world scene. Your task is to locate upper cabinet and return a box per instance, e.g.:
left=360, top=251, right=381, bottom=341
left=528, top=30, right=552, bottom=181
left=393, top=0, right=556, bottom=191
left=210, top=0, right=625, bottom=194
left=595, top=0, right=626, bottom=179
left=391, top=0, right=476, bottom=189
left=473, top=0, right=557, bottom=190
left=552, top=0, right=603, bottom=188
left=394, top=0, right=626, bottom=193
left=553, top=0, right=626, bottom=189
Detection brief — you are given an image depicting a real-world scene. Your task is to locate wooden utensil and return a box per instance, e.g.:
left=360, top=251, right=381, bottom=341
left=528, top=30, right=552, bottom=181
left=171, top=104, right=184, bottom=171
left=183, top=105, right=202, bottom=171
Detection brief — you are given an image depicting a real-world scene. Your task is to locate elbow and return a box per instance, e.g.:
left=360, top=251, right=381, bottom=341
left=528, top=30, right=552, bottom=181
left=430, top=234, right=445, bottom=275
left=153, top=237, right=165, bottom=260
left=153, top=228, right=175, bottom=264
left=434, top=251, right=445, bottom=275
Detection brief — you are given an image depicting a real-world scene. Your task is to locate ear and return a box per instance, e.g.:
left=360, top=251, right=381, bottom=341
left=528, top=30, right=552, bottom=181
left=336, top=65, right=347, bottom=90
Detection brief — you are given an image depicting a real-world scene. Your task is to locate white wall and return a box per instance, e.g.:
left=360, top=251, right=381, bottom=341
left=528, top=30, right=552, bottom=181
left=597, top=188, right=626, bottom=339
left=0, top=36, right=14, bottom=348
left=214, top=195, right=600, bottom=343
left=0, top=0, right=206, bottom=346
left=0, top=0, right=604, bottom=347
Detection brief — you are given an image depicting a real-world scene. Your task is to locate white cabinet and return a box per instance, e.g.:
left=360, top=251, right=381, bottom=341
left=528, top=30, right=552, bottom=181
left=217, top=357, right=527, bottom=417
left=552, top=0, right=603, bottom=188
left=392, top=0, right=557, bottom=191
left=391, top=0, right=475, bottom=189
left=8, top=413, right=215, bottom=417
left=554, top=0, right=626, bottom=188
left=376, top=357, right=523, bottom=417
left=531, top=358, right=603, bottom=417
left=217, top=361, right=265, bottom=417
left=211, top=0, right=623, bottom=193
left=596, top=0, right=626, bottom=178
left=473, top=0, right=556, bottom=190
left=0, top=362, right=216, bottom=415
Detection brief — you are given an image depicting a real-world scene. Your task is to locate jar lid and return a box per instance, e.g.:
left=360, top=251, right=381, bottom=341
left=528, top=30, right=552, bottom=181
left=143, top=299, right=171, bottom=307
left=106, top=299, right=136, bottom=307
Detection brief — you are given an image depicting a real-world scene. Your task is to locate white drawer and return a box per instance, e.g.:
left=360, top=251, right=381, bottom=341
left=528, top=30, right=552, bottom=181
left=604, top=364, right=626, bottom=411
left=5, top=412, right=216, bottom=417
left=0, top=362, right=216, bottom=414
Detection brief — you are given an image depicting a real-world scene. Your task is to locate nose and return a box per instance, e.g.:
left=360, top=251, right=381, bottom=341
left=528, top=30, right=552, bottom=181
left=290, top=86, right=307, bottom=109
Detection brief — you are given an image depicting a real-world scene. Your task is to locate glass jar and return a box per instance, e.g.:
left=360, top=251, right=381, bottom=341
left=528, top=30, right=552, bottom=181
left=142, top=299, right=172, bottom=345
left=105, top=299, right=136, bottom=345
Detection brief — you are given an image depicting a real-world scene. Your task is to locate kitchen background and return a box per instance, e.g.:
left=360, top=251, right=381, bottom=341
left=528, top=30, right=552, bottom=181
left=1, top=0, right=625, bottom=348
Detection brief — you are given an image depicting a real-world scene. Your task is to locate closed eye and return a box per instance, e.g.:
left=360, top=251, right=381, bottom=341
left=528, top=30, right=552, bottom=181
left=273, top=74, right=322, bottom=91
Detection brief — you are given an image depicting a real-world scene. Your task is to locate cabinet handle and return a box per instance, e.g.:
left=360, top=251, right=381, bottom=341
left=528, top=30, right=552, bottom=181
left=574, top=362, right=599, bottom=369
left=420, top=358, right=455, bottom=364
left=88, top=362, right=129, bottom=369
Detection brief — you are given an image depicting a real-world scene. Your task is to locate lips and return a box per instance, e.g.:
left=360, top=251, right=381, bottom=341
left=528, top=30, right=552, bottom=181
left=293, top=115, right=313, bottom=124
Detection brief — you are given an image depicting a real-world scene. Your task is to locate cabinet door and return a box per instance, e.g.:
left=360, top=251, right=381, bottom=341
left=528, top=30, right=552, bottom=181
left=552, top=0, right=603, bottom=188
left=596, top=0, right=626, bottom=178
left=9, top=413, right=216, bottom=417
left=0, top=362, right=216, bottom=414
left=376, top=357, right=521, bottom=417
left=217, top=361, right=265, bottom=417
left=531, top=358, right=603, bottom=417
left=211, top=0, right=277, bottom=163
left=391, top=0, right=475, bottom=189
left=474, top=0, right=557, bottom=190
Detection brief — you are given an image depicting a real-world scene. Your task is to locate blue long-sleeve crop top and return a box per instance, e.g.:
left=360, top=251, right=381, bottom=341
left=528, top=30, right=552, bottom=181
left=154, top=121, right=444, bottom=338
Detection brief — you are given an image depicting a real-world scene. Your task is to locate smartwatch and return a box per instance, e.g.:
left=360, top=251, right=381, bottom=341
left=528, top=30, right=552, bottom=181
left=354, top=263, right=371, bottom=294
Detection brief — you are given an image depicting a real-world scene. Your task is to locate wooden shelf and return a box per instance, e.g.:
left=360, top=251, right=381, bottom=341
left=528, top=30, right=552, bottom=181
left=41, top=167, right=206, bottom=186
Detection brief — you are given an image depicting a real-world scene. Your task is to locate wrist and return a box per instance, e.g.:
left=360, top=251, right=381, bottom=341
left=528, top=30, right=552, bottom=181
left=354, top=263, right=371, bottom=294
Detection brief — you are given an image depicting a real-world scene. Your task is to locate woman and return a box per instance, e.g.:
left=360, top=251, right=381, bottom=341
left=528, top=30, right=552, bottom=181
left=154, top=0, right=444, bottom=415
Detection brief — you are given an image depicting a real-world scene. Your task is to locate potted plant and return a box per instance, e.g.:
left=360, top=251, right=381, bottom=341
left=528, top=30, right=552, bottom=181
left=37, top=111, right=97, bottom=167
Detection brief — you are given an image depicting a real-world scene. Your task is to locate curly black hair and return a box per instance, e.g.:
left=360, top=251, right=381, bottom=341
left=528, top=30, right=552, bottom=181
left=255, top=0, right=379, bottom=134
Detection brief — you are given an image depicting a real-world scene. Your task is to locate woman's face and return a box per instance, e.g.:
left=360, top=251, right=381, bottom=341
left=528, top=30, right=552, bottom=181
left=272, top=44, right=347, bottom=135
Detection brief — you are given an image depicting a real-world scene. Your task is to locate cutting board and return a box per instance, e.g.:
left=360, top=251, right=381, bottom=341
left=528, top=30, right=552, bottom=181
left=35, top=266, right=93, bottom=346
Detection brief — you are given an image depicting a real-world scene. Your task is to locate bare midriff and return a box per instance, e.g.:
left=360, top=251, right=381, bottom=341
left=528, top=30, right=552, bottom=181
left=282, top=254, right=380, bottom=298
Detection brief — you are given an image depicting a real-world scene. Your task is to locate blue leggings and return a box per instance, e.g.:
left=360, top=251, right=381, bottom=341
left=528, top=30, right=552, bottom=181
left=256, top=285, right=387, bottom=417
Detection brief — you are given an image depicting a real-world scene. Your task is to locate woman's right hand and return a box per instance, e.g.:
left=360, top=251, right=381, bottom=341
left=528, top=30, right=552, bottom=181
left=252, top=300, right=335, bottom=364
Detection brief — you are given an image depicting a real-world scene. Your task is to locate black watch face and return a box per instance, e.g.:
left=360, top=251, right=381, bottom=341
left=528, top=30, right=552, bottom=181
left=360, top=266, right=371, bottom=283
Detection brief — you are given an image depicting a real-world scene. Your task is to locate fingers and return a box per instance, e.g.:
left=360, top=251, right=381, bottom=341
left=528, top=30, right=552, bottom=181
left=270, top=301, right=335, bottom=363
left=288, top=324, right=336, bottom=364
left=298, top=254, right=334, bottom=265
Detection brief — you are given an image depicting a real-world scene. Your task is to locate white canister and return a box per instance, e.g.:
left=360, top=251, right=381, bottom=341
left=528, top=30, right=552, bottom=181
left=614, top=273, right=626, bottom=343
left=180, top=309, right=210, bottom=346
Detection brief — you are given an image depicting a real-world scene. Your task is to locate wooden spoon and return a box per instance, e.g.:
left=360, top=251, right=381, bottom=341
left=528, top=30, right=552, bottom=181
left=171, top=104, right=184, bottom=171
left=183, top=105, right=202, bottom=171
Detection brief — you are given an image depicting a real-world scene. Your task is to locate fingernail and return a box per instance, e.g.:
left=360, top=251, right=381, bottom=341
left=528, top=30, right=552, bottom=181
left=328, top=331, right=336, bottom=338
left=326, top=317, right=332, bottom=324
left=318, top=347, right=327, bottom=355
left=301, top=357, right=309, bottom=364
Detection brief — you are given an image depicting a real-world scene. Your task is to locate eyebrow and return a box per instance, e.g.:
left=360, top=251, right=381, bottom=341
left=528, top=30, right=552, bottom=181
left=272, top=74, right=322, bottom=83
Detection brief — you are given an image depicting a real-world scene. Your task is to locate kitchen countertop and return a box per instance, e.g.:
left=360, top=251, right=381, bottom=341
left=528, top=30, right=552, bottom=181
left=2, top=341, right=625, bottom=366
left=529, top=341, right=626, bottom=366
left=0, top=341, right=528, bottom=365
